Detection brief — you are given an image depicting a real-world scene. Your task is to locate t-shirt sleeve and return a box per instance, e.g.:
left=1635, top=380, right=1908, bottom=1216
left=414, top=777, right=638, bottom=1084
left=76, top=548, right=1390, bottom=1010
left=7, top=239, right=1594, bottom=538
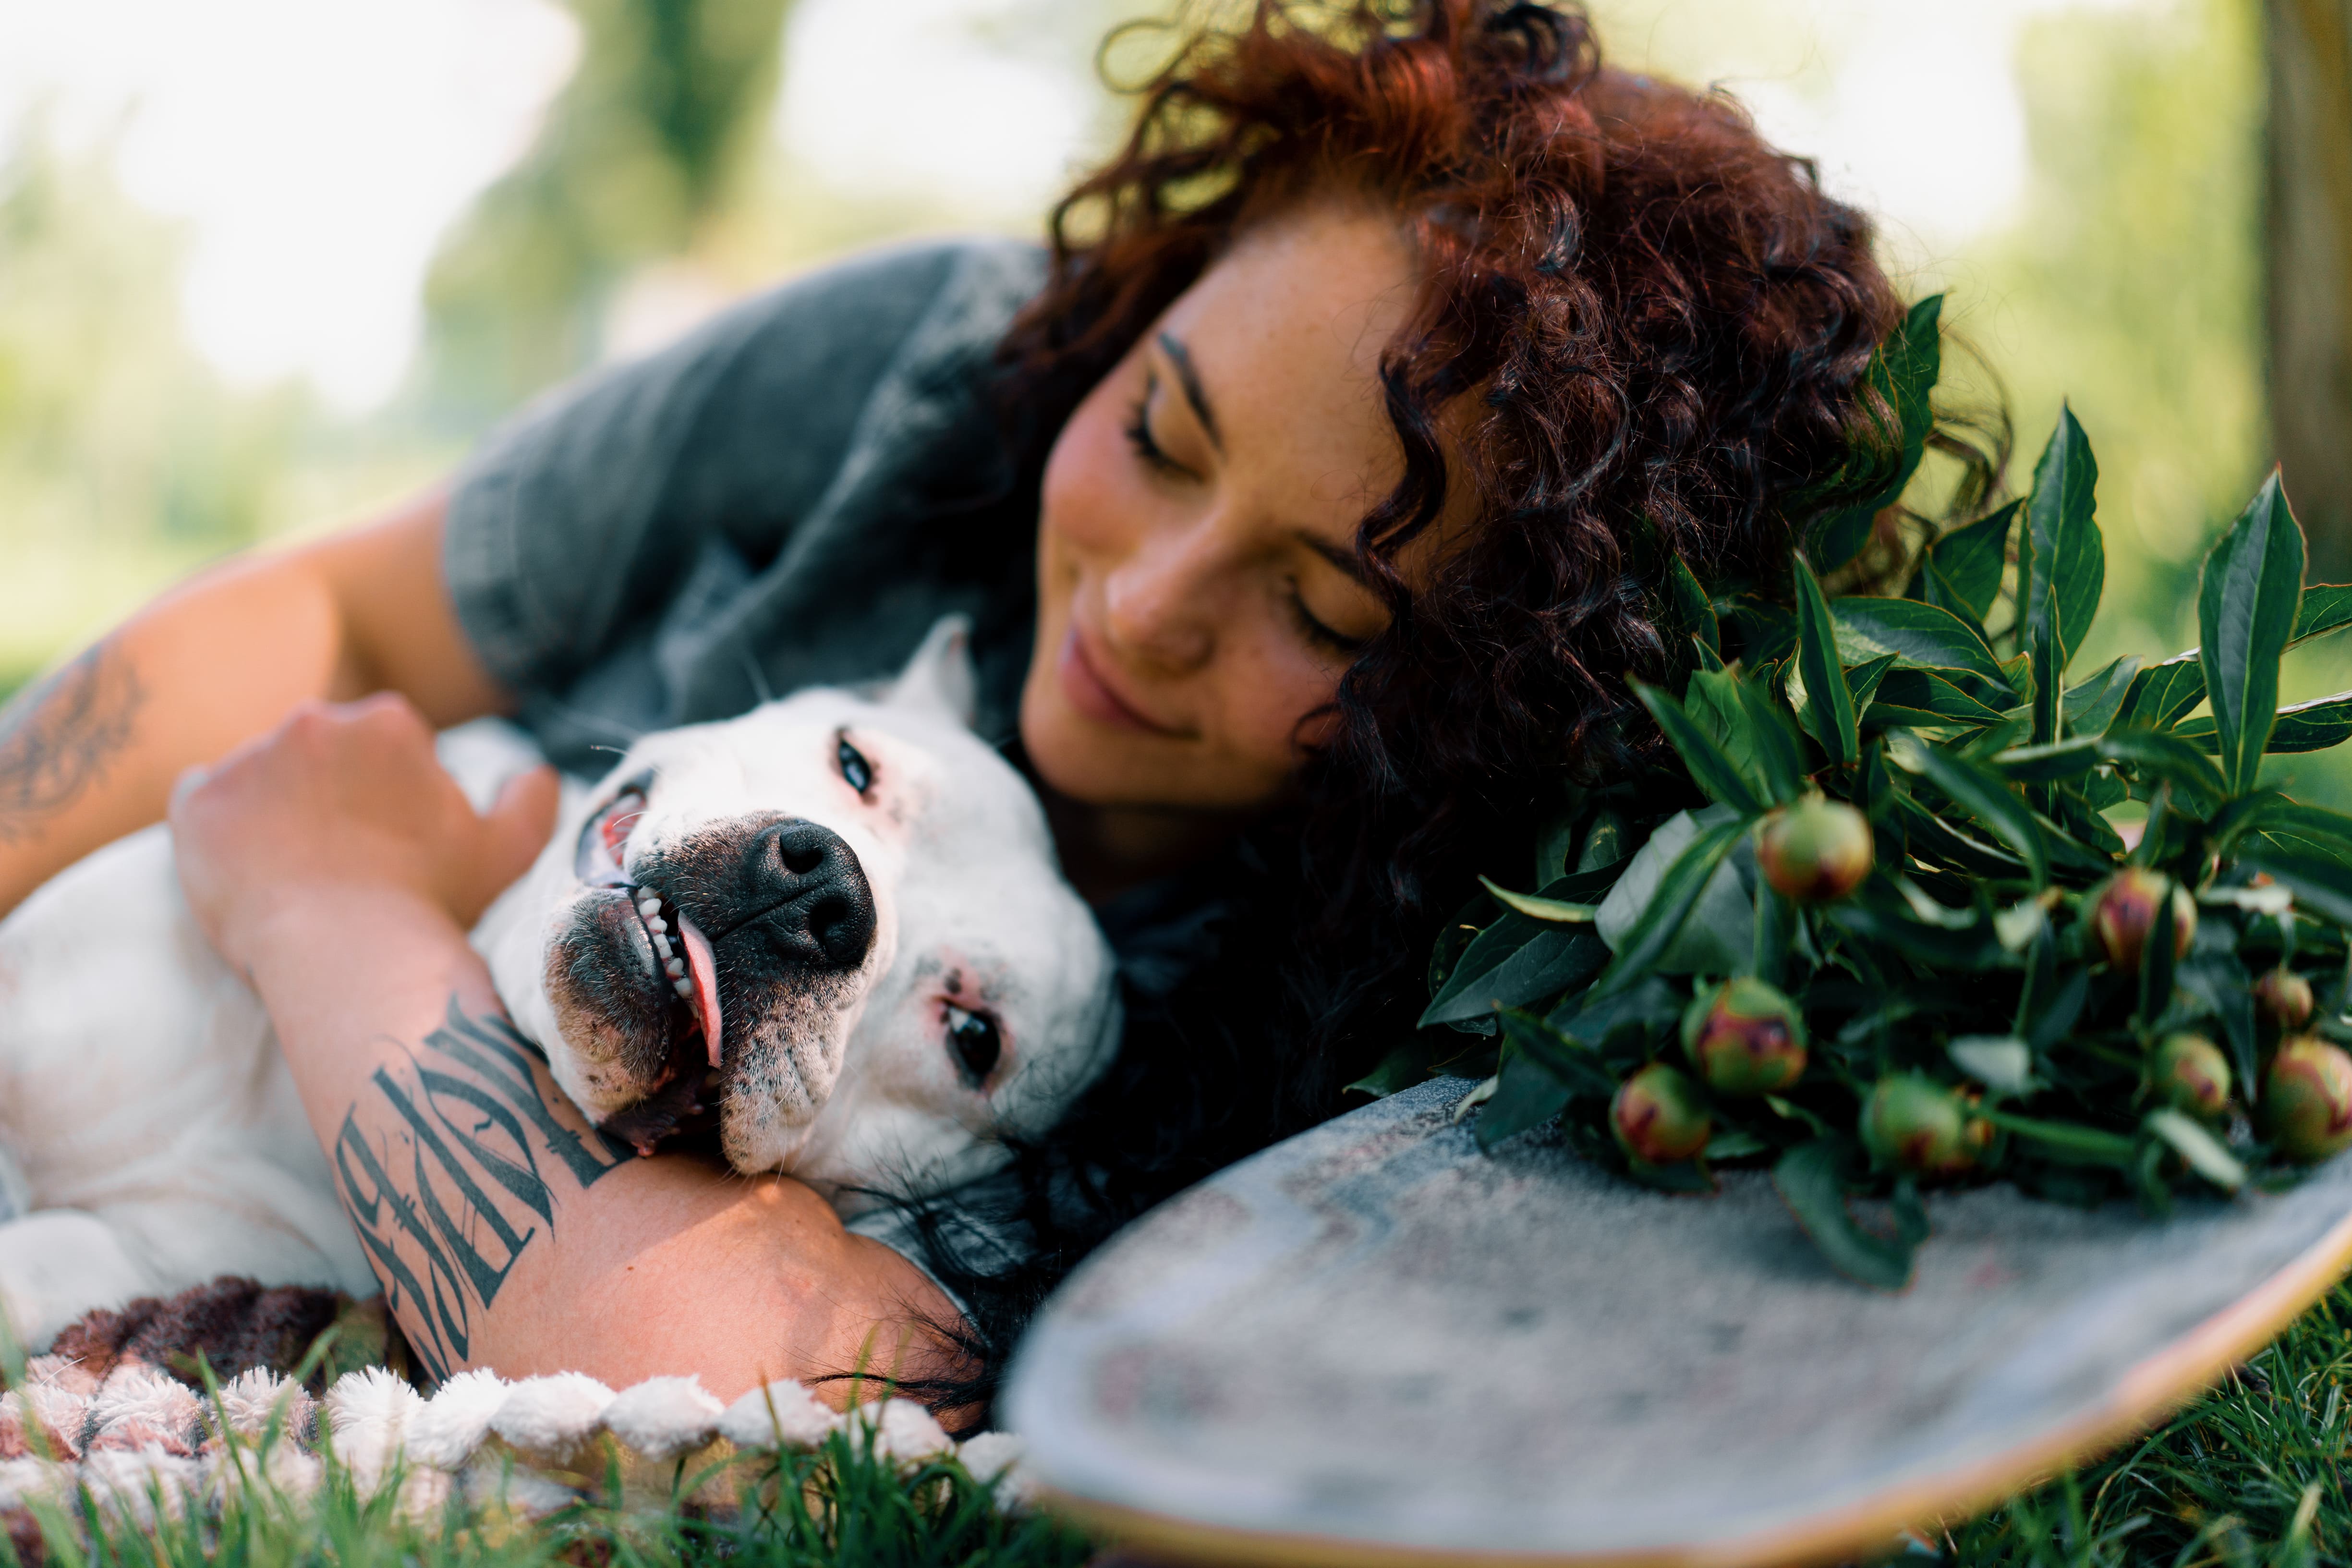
left=442, top=241, right=973, bottom=699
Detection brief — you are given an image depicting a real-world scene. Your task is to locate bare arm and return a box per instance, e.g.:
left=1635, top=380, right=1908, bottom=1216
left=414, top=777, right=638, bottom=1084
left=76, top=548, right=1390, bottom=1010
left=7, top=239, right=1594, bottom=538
left=0, top=491, right=506, bottom=917
left=169, top=698, right=964, bottom=1399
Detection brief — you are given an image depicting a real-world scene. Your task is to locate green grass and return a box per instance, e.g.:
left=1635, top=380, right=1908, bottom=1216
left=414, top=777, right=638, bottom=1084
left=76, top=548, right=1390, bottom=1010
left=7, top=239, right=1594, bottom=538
left=26, top=1289, right=2352, bottom=1568
left=1945, top=1285, right=2352, bottom=1567
left=17, top=1427, right=1092, bottom=1568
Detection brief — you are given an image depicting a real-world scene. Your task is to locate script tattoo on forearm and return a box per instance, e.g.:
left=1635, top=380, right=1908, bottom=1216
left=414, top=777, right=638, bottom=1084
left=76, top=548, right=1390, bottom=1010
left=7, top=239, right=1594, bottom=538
left=0, top=643, right=146, bottom=844
left=332, top=997, right=634, bottom=1381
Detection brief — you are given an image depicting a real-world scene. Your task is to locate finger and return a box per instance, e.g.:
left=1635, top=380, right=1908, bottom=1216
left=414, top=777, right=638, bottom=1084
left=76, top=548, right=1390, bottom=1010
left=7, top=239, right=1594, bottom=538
left=482, top=765, right=562, bottom=892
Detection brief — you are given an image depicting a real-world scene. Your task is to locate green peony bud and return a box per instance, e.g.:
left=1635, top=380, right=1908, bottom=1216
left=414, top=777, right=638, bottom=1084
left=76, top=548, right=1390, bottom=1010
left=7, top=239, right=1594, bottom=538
left=2087, top=868, right=2196, bottom=975
left=2263, top=1036, right=2352, bottom=1161
left=1755, top=798, right=1875, bottom=904
left=2149, top=1033, right=2231, bottom=1120
left=2254, top=967, right=2316, bottom=1030
left=1611, top=1063, right=1713, bottom=1165
left=1680, top=977, right=1808, bottom=1095
left=1860, top=1075, right=1991, bottom=1178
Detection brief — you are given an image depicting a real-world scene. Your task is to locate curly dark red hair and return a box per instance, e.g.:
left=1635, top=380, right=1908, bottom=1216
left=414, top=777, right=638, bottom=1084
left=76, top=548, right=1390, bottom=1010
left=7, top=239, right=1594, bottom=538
left=923, top=0, right=1965, bottom=1410
left=1000, top=0, right=1915, bottom=922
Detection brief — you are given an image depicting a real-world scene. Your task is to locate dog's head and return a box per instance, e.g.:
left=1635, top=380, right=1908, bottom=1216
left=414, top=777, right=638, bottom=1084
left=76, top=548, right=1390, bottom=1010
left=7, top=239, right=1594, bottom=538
left=476, top=618, right=1121, bottom=1199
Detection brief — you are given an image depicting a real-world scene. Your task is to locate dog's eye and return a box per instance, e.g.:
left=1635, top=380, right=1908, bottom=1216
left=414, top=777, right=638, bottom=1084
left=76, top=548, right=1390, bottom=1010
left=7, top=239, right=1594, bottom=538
left=945, top=1004, right=1001, bottom=1089
left=836, top=735, right=874, bottom=795
left=576, top=785, right=647, bottom=884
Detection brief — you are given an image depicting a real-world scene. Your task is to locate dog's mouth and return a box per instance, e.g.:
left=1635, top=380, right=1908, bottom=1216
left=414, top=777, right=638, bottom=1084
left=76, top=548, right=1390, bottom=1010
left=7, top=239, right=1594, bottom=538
left=596, top=884, right=727, bottom=1157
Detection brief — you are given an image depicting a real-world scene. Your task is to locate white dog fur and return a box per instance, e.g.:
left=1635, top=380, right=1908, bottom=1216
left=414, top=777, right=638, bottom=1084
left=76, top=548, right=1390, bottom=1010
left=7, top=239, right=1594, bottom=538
left=0, top=617, right=1120, bottom=1348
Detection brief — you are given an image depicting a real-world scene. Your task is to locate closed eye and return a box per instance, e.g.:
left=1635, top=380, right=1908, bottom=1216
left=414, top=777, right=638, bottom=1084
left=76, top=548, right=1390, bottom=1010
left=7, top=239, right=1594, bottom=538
left=836, top=733, right=874, bottom=796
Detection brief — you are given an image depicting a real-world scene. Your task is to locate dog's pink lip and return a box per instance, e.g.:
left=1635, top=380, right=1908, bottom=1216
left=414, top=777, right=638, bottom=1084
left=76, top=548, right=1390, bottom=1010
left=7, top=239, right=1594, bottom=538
left=675, top=912, right=724, bottom=1070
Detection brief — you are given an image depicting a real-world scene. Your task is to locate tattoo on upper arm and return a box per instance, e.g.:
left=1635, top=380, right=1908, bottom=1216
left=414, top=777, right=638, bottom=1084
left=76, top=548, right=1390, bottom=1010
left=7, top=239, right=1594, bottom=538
left=0, top=643, right=145, bottom=844
left=333, top=996, right=633, bottom=1381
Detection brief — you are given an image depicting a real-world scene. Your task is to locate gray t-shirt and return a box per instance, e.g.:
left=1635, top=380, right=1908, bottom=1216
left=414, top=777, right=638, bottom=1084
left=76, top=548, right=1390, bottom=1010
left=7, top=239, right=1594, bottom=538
left=444, top=237, right=1050, bottom=770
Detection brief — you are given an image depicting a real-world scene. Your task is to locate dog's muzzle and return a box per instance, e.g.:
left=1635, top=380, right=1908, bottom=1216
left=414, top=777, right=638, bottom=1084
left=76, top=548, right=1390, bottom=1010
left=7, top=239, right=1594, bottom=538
left=552, top=814, right=879, bottom=1159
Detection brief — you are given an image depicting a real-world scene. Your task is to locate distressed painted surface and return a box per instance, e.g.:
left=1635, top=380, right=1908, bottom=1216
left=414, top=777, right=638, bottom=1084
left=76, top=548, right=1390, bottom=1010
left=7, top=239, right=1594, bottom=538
left=1006, top=1078, right=2352, bottom=1556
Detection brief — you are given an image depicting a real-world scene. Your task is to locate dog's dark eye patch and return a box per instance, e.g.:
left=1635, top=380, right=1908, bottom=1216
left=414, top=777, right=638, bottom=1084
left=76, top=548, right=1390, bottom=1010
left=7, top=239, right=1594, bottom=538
left=945, top=1004, right=1001, bottom=1089
left=836, top=734, right=874, bottom=795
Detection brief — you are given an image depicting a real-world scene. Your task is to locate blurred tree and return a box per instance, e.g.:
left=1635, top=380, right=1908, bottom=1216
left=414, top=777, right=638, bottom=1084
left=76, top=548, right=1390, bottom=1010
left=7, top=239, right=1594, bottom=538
left=1963, top=0, right=2265, bottom=666
left=418, top=0, right=794, bottom=425
left=2266, top=0, right=2352, bottom=579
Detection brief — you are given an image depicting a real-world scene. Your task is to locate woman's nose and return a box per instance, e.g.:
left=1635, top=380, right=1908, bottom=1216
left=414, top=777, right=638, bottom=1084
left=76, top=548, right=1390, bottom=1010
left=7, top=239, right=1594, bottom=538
left=1101, top=522, right=1223, bottom=674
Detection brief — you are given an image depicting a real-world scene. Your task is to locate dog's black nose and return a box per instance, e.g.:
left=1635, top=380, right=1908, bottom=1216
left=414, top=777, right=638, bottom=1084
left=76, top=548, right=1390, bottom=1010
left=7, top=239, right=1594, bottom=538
left=745, top=820, right=876, bottom=971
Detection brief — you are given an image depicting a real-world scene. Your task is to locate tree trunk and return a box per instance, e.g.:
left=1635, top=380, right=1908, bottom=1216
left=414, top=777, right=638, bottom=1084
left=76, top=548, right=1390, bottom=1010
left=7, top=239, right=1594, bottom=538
left=2268, top=0, right=2352, bottom=579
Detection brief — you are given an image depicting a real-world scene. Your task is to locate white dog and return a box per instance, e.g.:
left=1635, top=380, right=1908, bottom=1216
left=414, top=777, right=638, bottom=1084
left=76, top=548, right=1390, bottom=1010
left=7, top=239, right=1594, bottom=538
left=0, top=617, right=1120, bottom=1348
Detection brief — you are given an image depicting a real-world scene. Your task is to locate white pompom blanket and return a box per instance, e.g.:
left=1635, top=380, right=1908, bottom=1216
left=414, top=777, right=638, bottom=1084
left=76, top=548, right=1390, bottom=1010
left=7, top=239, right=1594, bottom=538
left=0, top=1352, right=1032, bottom=1528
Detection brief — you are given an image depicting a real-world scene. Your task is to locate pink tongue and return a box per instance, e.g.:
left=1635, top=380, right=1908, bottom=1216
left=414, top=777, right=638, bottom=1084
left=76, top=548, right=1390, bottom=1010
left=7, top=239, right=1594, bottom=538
left=675, top=912, right=724, bottom=1070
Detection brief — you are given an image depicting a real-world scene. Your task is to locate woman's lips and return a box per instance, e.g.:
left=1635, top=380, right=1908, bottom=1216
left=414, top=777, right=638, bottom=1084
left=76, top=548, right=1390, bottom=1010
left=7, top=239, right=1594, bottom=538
left=1057, top=627, right=1180, bottom=736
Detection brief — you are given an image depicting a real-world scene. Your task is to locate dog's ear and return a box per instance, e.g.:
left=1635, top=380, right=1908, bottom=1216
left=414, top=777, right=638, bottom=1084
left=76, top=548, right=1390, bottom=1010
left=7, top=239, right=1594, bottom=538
left=885, top=614, right=980, bottom=730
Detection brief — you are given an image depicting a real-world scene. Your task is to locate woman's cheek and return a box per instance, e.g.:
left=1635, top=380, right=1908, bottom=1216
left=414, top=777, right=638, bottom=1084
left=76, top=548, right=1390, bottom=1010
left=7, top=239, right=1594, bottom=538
left=1226, top=636, right=1346, bottom=769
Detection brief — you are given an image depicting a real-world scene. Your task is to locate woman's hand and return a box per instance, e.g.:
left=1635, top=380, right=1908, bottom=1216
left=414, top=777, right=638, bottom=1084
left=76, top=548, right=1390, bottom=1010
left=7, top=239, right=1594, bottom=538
left=169, top=693, right=558, bottom=980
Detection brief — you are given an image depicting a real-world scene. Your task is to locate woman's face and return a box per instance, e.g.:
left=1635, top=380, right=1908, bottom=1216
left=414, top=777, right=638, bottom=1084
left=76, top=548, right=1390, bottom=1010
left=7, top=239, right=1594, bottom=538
left=1021, top=203, right=1428, bottom=813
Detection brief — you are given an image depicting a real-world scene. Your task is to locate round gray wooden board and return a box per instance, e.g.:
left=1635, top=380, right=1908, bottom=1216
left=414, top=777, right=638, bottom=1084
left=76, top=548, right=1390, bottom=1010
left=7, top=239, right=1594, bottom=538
left=1002, top=1077, right=2352, bottom=1567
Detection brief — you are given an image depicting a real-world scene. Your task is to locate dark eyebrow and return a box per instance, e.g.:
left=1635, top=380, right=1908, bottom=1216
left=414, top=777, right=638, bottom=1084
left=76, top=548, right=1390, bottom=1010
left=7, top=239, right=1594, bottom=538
left=1156, top=331, right=1221, bottom=453
left=1297, top=532, right=1374, bottom=588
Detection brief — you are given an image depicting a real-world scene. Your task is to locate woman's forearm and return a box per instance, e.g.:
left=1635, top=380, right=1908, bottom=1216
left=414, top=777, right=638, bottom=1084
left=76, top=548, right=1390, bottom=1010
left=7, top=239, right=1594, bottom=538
left=244, top=885, right=957, bottom=1398
left=0, top=492, right=501, bottom=918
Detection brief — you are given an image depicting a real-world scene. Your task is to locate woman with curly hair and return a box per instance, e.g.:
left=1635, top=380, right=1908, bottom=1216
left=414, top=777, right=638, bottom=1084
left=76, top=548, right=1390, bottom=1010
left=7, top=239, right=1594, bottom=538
left=3, top=0, right=1964, bottom=1415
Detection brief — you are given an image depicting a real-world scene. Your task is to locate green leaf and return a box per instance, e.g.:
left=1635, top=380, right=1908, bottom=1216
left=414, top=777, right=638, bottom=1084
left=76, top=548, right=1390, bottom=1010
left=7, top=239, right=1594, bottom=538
left=2138, top=881, right=2179, bottom=1028
left=1478, top=875, right=1599, bottom=924
left=1981, top=1109, right=2138, bottom=1167
left=2063, top=655, right=2145, bottom=740
left=1666, top=556, right=1720, bottom=657
left=2144, top=1107, right=2246, bottom=1191
left=1793, top=557, right=1859, bottom=765
left=2199, top=472, right=2307, bottom=796
left=2115, top=651, right=2209, bottom=732
left=1920, top=500, right=2018, bottom=626
left=1419, top=919, right=1611, bottom=1027
left=1869, top=668, right=2009, bottom=728
left=2213, top=796, right=2352, bottom=857
left=2293, top=583, right=2352, bottom=645
left=1498, top=1010, right=1618, bottom=1100
left=1771, top=1139, right=1915, bottom=1289
left=1916, top=745, right=2049, bottom=887
left=2097, top=727, right=2228, bottom=811
left=1718, top=595, right=1797, bottom=665
left=1474, top=1053, right=1572, bottom=1149
left=1831, top=596, right=2013, bottom=693
left=1686, top=666, right=1770, bottom=798
left=2016, top=405, right=2103, bottom=743
left=1346, top=1041, right=1433, bottom=1099
left=1736, top=674, right=1810, bottom=801
left=1807, top=296, right=1944, bottom=571
left=1992, top=736, right=2104, bottom=784
left=2178, top=687, right=2352, bottom=755
left=1635, top=681, right=1767, bottom=814
left=1586, top=814, right=1751, bottom=999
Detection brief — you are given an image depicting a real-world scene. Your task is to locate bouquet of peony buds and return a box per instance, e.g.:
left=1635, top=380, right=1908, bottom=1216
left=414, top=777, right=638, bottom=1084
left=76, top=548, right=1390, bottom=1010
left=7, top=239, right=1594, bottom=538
left=1373, top=299, right=2352, bottom=1288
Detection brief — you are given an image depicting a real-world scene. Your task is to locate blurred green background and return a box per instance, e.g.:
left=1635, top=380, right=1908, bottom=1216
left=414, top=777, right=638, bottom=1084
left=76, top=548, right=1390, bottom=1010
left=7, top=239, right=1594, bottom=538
left=0, top=0, right=2340, bottom=795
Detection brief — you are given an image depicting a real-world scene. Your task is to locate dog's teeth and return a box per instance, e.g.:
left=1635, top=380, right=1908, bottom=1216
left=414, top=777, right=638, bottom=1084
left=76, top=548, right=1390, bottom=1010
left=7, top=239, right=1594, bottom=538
left=646, top=916, right=667, bottom=934
left=673, top=978, right=695, bottom=998
left=665, top=958, right=685, bottom=978
left=637, top=898, right=660, bottom=917
left=652, top=933, right=674, bottom=960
